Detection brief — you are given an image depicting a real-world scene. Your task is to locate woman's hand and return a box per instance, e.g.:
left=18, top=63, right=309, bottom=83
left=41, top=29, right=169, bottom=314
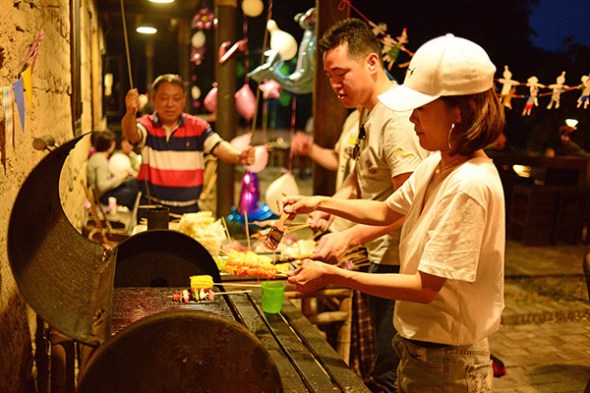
left=287, top=260, right=334, bottom=293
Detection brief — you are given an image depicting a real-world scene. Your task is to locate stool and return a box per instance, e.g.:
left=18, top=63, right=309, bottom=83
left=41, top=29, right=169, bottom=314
left=508, top=184, right=560, bottom=246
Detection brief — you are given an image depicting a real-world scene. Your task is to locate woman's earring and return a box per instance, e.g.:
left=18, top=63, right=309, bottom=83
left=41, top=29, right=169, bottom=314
left=447, top=123, right=456, bottom=150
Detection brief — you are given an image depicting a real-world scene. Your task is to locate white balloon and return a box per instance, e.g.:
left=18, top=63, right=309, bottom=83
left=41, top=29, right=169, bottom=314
left=109, top=153, right=132, bottom=178
left=230, top=133, right=252, bottom=150
left=191, top=30, right=207, bottom=48
left=267, top=19, right=298, bottom=61
left=241, top=0, right=264, bottom=17
left=265, top=172, right=300, bottom=215
left=191, top=85, right=201, bottom=100
left=246, top=145, right=269, bottom=173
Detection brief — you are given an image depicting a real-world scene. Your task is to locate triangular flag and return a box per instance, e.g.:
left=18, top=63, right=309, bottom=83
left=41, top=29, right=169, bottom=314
left=13, top=78, right=25, bottom=133
left=21, top=66, right=32, bottom=109
left=1, top=86, right=14, bottom=147
left=0, top=116, right=5, bottom=171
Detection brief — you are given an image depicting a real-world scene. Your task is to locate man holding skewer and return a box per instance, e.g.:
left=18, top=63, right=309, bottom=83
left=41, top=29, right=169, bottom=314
left=303, top=19, right=427, bottom=392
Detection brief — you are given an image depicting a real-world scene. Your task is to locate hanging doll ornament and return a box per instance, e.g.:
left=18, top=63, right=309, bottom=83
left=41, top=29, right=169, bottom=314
left=577, top=74, right=590, bottom=109
left=192, top=7, right=215, bottom=30
left=241, top=0, right=264, bottom=18
left=248, top=8, right=316, bottom=94
left=521, top=76, right=544, bottom=117
left=546, top=71, right=567, bottom=110
left=497, top=66, right=520, bottom=109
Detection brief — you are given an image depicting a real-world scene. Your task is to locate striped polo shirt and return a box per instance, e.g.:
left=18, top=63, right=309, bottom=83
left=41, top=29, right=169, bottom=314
left=136, top=113, right=222, bottom=205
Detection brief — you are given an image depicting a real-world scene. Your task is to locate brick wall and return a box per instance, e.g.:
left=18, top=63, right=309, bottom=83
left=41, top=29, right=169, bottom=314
left=0, top=1, right=103, bottom=391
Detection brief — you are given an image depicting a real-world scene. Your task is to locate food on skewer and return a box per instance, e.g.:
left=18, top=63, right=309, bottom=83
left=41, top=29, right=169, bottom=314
left=222, top=250, right=279, bottom=278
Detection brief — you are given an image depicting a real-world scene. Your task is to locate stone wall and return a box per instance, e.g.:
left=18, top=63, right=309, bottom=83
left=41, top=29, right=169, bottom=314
left=0, top=1, right=103, bottom=391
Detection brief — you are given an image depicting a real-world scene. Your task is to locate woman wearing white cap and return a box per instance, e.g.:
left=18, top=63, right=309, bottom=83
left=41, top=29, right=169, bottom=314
left=282, top=34, right=505, bottom=391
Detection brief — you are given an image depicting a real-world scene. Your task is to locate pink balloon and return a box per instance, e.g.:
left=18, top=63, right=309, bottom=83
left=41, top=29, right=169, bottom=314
left=234, top=83, right=256, bottom=121
left=203, top=84, right=217, bottom=113
left=230, top=133, right=252, bottom=150
left=246, top=145, right=269, bottom=173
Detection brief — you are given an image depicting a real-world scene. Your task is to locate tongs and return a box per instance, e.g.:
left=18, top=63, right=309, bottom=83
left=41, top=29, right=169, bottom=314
left=264, top=212, right=290, bottom=250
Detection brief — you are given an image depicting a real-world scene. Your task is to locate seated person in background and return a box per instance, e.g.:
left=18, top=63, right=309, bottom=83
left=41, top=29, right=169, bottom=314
left=122, top=74, right=255, bottom=217
left=109, top=137, right=141, bottom=178
left=545, top=124, right=590, bottom=158
left=87, top=130, right=139, bottom=210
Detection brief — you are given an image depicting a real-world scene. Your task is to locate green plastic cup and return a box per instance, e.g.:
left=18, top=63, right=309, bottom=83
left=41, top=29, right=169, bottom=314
left=261, top=282, right=286, bottom=314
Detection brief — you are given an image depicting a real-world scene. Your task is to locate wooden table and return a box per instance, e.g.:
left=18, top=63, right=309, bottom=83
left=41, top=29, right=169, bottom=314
left=111, top=286, right=369, bottom=392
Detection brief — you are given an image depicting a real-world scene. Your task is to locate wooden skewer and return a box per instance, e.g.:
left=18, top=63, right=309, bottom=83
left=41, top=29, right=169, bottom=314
left=245, top=210, right=251, bottom=251
left=221, top=216, right=233, bottom=243
left=216, top=290, right=252, bottom=295
left=214, top=282, right=261, bottom=288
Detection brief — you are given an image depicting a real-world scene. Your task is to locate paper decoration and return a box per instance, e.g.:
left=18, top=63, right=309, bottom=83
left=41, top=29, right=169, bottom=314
left=12, top=79, right=25, bottom=132
left=498, top=66, right=520, bottom=109
left=0, top=115, right=5, bottom=170
left=2, top=86, right=14, bottom=146
left=577, top=75, right=590, bottom=109
left=521, top=76, right=544, bottom=116
left=21, top=66, right=32, bottom=108
left=546, top=71, right=567, bottom=109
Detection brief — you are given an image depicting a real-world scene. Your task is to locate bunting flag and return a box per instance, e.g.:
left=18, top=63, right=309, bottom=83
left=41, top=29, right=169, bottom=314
left=1, top=86, right=14, bottom=147
left=0, top=116, right=5, bottom=171
left=12, top=78, right=25, bottom=133
left=21, top=66, right=33, bottom=108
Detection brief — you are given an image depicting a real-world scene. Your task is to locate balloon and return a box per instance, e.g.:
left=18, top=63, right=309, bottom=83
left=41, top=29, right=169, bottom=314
left=267, top=19, right=298, bottom=61
left=234, top=83, right=256, bottom=121
left=265, top=172, right=300, bottom=215
left=109, top=153, right=132, bottom=178
left=230, top=132, right=252, bottom=150
left=241, top=0, right=264, bottom=17
left=191, top=85, right=201, bottom=100
left=238, top=171, right=260, bottom=214
left=248, top=9, right=316, bottom=94
left=246, top=145, right=269, bottom=173
left=191, top=30, right=207, bottom=48
left=203, top=84, right=217, bottom=113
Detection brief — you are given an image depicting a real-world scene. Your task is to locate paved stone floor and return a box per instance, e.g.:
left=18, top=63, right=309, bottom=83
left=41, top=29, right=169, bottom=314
left=490, top=241, right=590, bottom=392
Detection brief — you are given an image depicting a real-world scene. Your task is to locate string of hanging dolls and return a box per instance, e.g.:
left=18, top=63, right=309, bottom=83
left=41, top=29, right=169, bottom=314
left=497, top=66, right=589, bottom=116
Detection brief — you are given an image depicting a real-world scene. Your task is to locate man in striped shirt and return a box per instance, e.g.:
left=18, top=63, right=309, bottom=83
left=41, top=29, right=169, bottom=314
left=122, top=74, right=255, bottom=217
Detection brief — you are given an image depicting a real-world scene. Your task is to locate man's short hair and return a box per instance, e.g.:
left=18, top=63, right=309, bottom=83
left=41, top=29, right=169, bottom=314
left=318, top=18, right=382, bottom=64
left=151, top=74, right=184, bottom=94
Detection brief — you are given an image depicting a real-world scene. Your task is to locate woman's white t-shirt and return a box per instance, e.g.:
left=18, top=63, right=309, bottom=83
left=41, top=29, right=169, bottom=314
left=386, top=152, right=505, bottom=345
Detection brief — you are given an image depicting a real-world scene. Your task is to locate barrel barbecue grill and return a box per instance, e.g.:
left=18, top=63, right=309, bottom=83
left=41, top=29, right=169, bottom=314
left=7, top=135, right=369, bottom=392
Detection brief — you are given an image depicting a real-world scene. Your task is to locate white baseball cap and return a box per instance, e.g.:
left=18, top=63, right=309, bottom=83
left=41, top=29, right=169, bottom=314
left=379, top=34, right=496, bottom=112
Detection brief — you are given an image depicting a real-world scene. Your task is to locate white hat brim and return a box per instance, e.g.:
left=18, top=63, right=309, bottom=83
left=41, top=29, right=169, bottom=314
left=378, top=85, right=439, bottom=112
